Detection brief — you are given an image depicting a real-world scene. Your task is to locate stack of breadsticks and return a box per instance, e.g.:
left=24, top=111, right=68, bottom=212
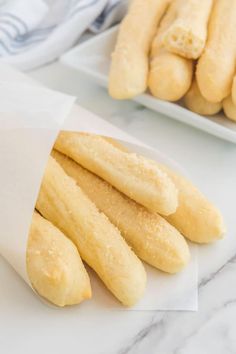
left=109, top=0, right=236, bottom=122
left=27, top=131, right=225, bottom=307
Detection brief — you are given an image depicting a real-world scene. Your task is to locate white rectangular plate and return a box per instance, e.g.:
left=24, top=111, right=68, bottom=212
left=61, top=26, right=236, bottom=144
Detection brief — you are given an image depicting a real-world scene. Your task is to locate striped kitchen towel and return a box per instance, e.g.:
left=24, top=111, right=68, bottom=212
left=0, top=0, right=128, bottom=71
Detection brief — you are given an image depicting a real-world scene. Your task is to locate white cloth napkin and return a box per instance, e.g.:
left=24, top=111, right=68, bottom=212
left=0, top=0, right=127, bottom=71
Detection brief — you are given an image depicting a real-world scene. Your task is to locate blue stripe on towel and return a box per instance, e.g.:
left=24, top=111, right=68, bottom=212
left=0, top=19, right=21, bottom=36
left=14, top=26, right=56, bottom=43
left=0, top=0, right=121, bottom=56
left=0, top=25, right=57, bottom=52
left=0, top=12, right=28, bottom=32
left=0, top=36, right=49, bottom=55
left=92, top=0, right=122, bottom=29
left=0, top=26, right=55, bottom=53
left=0, top=26, right=54, bottom=49
left=103, top=0, right=121, bottom=17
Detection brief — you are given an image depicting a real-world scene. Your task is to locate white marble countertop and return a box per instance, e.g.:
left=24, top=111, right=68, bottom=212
left=1, top=62, right=236, bottom=354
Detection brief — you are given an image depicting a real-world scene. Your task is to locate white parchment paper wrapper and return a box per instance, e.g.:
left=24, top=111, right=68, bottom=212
left=0, top=63, right=198, bottom=311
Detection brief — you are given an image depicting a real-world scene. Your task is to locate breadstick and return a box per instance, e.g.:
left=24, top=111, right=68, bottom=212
left=54, top=132, right=178, bottom=216
left=184, top=79, right=222, bottom=116
left=223, top=95, right=236, bottom=122
left=36, top=157, right=146, bottom=307
left=103, top=139, right=226, bottom=244
left=148, top=0, right=193, bottom=101
left=163, top=0, right=213, bottom=59
left=231, top=75, right=236, bottom=106
left=52, top=150, right=190, bottom=274
left=27, top=212, right=91, bottom=307
left=108, top=0, right=169, bottom=99
left=196, top=0, right=236, bottom=103
left=159, top=165, right=226, bottom=244
left=104, top=137, right=129, bottom=152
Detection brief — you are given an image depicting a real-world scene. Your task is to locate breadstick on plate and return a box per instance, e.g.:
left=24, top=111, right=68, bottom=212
left=223, top=95, right=236, bottom=122
left=54, top=132, right=178, bottom=216
left=103, top=139, right=226, bottom=244
left=231, top=75, right=236, bottom=106
left=27, top=212, right=91, bottom=307
left=163, top=0, right=213, bottom=59
left=36, top=156, right=146, bottom=307
left=109, top=0, right=169, bottom=99
left=148, top=0, right=193, bottom=101
left=196, top=0, right=236, bottom=103
left=184, top=79, right=222, bottom=116
left=52, top=150, right=190, bottom=274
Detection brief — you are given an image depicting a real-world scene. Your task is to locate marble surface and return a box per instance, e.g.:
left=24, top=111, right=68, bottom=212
left=0, top=62, right=236, bottom=354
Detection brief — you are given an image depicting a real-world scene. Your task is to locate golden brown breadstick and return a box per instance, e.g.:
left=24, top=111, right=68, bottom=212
left=148, top=0, right=193, bottom=101
left=196, top=0, right=236, bottom=103
left=109, top=0, right=169, bottom=99
left=163, top=0, right=213, bottom=59
left=223, top=95, right=236, bottom=122
left=54, top=132, right=178, bottom=216
left=103, top=139, right=226, bottom=244
left=52, top=150, right=190, bottom=274
left=160, top=165, right=226, bottom=244
left=231, top=75, right=236, bottom=106
left=27, top=212, right=91, bottom=307
left=184, top=79, right=222, bottom=115
left=36, top=156, right=146, bottom=307
left=104, top=137, right=129, bottom=152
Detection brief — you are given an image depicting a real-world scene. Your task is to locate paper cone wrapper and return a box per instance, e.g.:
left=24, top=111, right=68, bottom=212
left=0, top=63, right=198, bottom=311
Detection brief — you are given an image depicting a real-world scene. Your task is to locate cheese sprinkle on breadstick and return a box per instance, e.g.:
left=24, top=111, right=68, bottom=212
left=36, top=156, right=146, bottom=307
left=52, top=150, right=190, bottom=274
left=27, top=212, right=91, bottom=307
left=54, top=132, right=178, bottom=216
left=104, top=139, right=226, bottom=244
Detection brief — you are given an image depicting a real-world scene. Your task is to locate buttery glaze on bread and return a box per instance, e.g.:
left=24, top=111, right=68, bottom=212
left=148, top=0, right=193, bottom=101
left=184, top=79, right=222, bottom=115
left=52, top=150, right=190, bottom=274
left=27, top=212, right=91, bottom=307
left=163, top=0, right=213, bottom=59
left=54, top=132, right=178, bottom=215
left=36, top=156, right=146, bottom=307
left=109, top=0, right=169, bottom=99
left=196, top=0, right=236, bottom=103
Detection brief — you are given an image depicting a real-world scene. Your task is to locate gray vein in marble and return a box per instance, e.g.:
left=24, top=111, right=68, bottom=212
left=172, top=298, right=236, bottom=354
left=117, top=315, right=166, bottom=354
left=199, top=252, right=236, bottom=288
left=116, top=256, right=236, bottom=354
left=117, top=292, right=236, bottom=354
